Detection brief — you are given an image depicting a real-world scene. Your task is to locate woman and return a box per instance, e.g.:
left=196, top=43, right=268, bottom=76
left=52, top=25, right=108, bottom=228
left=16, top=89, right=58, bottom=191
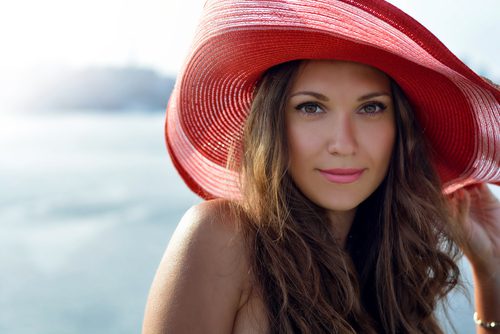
left=143, top=1, right=500, bottom=333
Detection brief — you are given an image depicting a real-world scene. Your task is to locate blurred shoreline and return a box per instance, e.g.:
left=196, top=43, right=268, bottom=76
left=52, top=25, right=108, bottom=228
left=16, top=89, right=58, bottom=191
left=0, top=65, right=175, bottom=112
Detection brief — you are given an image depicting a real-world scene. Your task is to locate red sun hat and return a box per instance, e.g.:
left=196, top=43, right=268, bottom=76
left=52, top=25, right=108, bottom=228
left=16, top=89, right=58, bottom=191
left=166, top=0, right=500, bottom=200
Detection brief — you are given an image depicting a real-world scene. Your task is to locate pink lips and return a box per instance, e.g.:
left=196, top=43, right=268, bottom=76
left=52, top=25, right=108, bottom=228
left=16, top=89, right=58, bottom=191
left=318, top=168, right=365, bottom=184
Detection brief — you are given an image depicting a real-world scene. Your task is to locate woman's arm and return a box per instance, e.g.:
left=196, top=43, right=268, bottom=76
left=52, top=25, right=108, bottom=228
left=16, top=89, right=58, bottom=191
left=450, top=184, right=500, bottom=333
left=142, top=200, right=249, bottom=334
left=471, top=266, right=500, bottom=333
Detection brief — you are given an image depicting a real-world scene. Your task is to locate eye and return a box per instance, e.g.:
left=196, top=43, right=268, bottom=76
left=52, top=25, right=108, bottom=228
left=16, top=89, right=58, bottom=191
left=359, top=102, right=387, bottom=114
left=295, top=102, right=324, bottom=115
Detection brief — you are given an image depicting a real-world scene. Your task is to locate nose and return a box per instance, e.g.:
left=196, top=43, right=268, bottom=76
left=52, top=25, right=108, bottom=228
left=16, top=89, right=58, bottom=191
left=326, top=114, right=357, bottom=156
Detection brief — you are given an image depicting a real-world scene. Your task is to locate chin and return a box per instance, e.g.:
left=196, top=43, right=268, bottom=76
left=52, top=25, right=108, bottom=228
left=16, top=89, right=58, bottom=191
left=313, top=195, right=365, bottom=213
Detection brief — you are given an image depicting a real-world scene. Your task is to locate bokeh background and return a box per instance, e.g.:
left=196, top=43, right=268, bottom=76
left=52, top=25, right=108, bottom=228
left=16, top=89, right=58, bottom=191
left=0, top=0, right=499, bottom=333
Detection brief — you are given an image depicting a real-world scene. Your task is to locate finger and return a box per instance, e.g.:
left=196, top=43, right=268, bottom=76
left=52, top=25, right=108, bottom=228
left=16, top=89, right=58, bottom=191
left=456, top=189, right=471, bottom=223
left=469, top=183, right=498, bottom=201
left=446, top=190, right=461, bottom=218
left=448, top=189, right=473, bottom=235
left=465, top=184, right=500, bottom=210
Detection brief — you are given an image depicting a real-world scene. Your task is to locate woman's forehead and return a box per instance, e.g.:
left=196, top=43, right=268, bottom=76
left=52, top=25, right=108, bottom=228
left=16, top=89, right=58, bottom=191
left=292, top=60, right=391, bottom=92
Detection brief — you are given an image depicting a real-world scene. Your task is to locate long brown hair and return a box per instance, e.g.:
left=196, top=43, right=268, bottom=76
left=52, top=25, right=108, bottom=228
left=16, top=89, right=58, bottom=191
left=236, top=60, right=461, bottom=333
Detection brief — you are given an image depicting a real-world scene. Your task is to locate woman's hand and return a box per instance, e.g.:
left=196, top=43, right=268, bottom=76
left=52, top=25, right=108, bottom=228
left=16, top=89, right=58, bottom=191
left=450, top=185, right=500, bottom=332
left=448, top=184, right=500, bottom=275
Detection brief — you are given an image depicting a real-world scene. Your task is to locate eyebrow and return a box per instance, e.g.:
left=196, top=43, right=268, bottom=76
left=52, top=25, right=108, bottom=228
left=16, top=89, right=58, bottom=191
left=289, top=91, right=329, bottom=101
left=358, top=92, right=391, bottom=101
left=289, top=91, right=391, bottom=101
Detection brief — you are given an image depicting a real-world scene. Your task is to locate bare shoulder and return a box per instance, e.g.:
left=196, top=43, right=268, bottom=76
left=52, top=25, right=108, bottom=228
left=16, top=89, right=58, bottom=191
left=142, top=199, right=249, bottom=334
left=170, top=199, right=247, bottom=271
left=176, top=199, right=245, bottom=247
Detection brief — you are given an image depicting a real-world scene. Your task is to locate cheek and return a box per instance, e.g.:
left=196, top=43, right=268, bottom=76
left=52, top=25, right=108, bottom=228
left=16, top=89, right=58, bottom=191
left=286, top=123, right=317, bottom=162
left=359, top=121, right=396, bottom=165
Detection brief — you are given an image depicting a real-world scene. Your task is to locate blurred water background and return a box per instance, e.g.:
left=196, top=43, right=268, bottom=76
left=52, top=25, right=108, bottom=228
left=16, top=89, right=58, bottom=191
left=0, top=109, right=498, bottom=333
left=0, top=110, right=200, bottom=333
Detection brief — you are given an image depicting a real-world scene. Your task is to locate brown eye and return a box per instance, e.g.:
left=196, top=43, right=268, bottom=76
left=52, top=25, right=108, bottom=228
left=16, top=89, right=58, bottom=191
left=360, top=102, right=386, bottom=114
left=296, top=102, right=324, bottom=115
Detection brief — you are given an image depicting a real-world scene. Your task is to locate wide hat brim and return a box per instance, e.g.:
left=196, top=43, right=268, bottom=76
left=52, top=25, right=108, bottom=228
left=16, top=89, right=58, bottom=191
left=166, top=0, right=500, bottom=200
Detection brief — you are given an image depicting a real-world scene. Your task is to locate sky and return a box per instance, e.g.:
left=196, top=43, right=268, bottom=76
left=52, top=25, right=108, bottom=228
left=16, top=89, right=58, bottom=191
left=0, top=0, right=499, bottom=80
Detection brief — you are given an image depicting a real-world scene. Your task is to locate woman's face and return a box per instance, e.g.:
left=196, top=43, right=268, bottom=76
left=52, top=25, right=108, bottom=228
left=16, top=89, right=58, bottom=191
left=285, top=60, right=396, bottom=214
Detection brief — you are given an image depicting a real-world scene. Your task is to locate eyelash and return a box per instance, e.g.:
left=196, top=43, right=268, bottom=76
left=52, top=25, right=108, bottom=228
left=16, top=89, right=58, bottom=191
left=359, top=102, right=387, bottom=114
left=295, top=102, right=324, bottom=115
left=294, top=101, right=387, bottom=116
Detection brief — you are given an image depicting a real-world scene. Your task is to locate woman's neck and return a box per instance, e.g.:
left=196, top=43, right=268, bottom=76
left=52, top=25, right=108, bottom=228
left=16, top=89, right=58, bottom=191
left=327, top=209, right=357, bottom=248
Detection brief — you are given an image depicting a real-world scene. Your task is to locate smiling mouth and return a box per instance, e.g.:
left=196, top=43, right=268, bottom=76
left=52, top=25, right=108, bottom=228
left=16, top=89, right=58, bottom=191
left=318, top=168, right=365, bottom=184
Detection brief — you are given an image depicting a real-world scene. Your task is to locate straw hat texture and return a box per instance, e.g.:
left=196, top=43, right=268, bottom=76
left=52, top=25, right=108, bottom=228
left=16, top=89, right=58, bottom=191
left=166, top=0, right=500, bottom=199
